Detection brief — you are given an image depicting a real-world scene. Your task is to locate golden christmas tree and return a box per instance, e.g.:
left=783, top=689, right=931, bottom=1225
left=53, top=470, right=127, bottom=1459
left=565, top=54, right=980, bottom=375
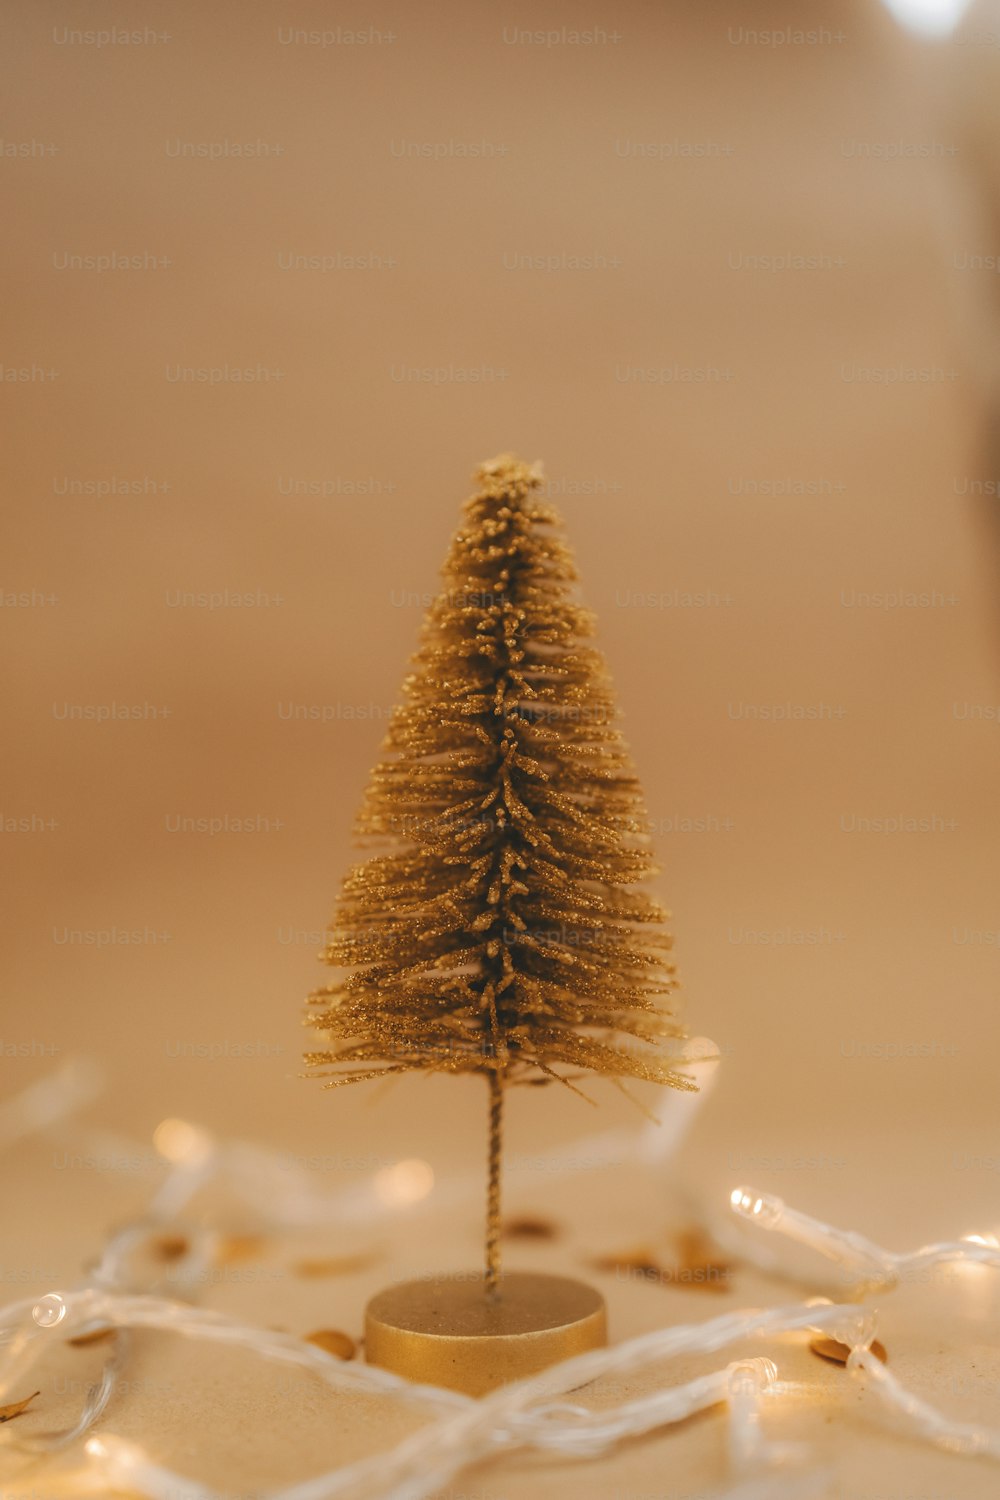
left=306, top=454, right=693, bottom=1306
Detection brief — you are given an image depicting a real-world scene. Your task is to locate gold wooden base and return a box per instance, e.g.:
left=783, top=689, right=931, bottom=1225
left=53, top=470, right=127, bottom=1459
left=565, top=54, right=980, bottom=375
left=364, top=1271, right=607, bottom=1396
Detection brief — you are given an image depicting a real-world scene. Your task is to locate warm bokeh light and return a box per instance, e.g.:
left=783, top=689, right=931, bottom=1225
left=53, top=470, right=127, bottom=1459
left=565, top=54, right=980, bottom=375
left=153, top=1117, right=213, bottom=1165
left=373, top=1158, right=435, bottom=1207
left=730, top=1187, right=768, bottom=1219
left=879, top=0, right=972, bottom=34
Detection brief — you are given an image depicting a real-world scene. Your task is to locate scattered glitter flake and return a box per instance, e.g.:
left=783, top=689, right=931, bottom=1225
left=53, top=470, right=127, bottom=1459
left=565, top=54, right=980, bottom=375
left=150, top=1233, right=190, bottom=1262
left=675, top=1225, right=729, bottom=1265
left=213, top=1234, right=266, bottom=1265
left=68, top=1326, right=117, bottom=1347
left=591, top=1247, right=661, bottom=1278
left=810, top=1337, right=888, bottom=1366
left=590, top=1232, right=732, bottom=1293
left=502, top=1215, right=559, bottom=1240
left=0, top=1391, right=40, bottom=1422
left=672, top=1226, right=733, bottom=1289
left=304, top=1329, right=357, bottom=1360
left=662, top=1265, right=730, bottom=1294
left=293, top=1254, right=376, bottom=1278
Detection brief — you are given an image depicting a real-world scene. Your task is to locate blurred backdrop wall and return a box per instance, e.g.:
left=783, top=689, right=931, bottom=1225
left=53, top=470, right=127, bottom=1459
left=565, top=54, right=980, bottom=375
left=4, top=0, right=1000, bottom=1237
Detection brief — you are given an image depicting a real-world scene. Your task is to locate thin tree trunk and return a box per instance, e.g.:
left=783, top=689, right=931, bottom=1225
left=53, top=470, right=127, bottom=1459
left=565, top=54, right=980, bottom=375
left=485, top=1069, right=504, bottom=1296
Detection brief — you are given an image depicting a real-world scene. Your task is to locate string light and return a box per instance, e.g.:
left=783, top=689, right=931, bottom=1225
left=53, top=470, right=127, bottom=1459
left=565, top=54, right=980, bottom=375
left=3, top=1071, right=1000, bottom=1498
left=0, top=1057, right=103, bottom=1152
left=730, top=1181, right=1000, bottom=1289
left=30, top=1294, right=66, bottom=1329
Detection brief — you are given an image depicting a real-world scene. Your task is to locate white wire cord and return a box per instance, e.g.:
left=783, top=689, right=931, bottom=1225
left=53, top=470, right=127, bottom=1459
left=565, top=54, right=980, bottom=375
left=2, top=1068, right=1000, bottom=1498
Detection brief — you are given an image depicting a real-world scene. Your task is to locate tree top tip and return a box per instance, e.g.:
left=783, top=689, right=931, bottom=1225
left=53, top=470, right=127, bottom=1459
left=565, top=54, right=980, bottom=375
left=474, top=453, right=545, bottom=499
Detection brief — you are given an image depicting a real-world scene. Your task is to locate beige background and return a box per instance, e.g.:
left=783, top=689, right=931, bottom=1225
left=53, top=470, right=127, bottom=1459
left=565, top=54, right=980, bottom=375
left=4, top=0, right=1000, bottom=1495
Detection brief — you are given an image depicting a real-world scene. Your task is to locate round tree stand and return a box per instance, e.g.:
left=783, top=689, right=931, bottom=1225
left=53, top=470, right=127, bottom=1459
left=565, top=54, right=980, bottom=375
left=364, top=1271, right=607, bottom=1396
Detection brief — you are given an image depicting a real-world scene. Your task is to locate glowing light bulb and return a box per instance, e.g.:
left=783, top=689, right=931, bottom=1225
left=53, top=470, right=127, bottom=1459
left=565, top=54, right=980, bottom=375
left=728, top=1356, right=779, bottom=1394
left=373, top=1158, right=435, bottom=1206
left=153, top=1117, right=213, bottom=1165
left=84, top=1434, right=145, bottom=1479
left=838, top=1307, right=878, bottom=1352
left=31, top=1292, right=66, bottom=1327
left=730, top=1186, right=783, bottom=1227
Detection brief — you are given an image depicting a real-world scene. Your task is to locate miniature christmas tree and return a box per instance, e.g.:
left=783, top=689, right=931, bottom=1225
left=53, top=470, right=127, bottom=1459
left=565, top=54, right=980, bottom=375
left=306, top=454, right=693, bottom=1295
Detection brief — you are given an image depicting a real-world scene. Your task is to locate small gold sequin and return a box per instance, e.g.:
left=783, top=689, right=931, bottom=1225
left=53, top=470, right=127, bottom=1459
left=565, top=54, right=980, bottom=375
left=0, top=1391, right=40, bottom=1422
left=810, top=1337, right=888, bottom=1366
left=304, top=1329, right=356, bottom=1360
left=292, top=1254, right=376, bottom=1278
left=150, top=1233, right=190, bottom=1262
left=68, top=1327, right=117, bottom=1347
left=213, top=1234, right=265, bottom=1265
left=502, top=1215, right=560, bottom=1240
